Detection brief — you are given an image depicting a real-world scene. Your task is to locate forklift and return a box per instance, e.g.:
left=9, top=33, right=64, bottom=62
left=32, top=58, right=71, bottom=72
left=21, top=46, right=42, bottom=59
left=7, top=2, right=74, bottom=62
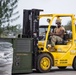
left=37, top=13, right=76, bottom=72
left=0, top=9, right=76, bottom=73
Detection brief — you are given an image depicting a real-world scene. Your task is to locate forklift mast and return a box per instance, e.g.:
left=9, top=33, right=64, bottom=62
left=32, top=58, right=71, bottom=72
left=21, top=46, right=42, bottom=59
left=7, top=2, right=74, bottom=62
left=22, top=9, right=43, bottom=38
left=22, top=9, right=43, bottom=68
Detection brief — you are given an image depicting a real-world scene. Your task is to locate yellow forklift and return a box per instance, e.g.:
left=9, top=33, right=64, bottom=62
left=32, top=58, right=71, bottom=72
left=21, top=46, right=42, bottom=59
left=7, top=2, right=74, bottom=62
left=37, top=14, right=76, bottom=72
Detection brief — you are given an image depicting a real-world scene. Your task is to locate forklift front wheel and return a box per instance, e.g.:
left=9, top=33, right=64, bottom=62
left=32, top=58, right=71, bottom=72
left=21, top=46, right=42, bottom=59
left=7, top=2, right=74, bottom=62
left=37, top=53, right=52, bottom=73
left=72, top=57, right=76, bottom=70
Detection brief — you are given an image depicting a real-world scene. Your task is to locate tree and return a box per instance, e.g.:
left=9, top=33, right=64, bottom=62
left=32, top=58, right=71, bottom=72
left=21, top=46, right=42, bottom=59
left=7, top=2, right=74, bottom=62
left=2, top=24, right=22, bottom=37
left=0, top=0, right=18, bottom=37
left=64, top=21, right=72, bottom=31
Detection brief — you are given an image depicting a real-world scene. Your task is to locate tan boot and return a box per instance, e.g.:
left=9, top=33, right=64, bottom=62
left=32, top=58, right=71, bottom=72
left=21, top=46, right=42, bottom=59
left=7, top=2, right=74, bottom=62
left=48, top=44, right=51, bottom=48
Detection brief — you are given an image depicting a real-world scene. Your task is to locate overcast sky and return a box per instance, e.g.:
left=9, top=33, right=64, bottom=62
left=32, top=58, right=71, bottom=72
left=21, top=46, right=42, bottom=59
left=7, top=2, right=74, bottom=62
left=14, top=0, right=76, bottom=27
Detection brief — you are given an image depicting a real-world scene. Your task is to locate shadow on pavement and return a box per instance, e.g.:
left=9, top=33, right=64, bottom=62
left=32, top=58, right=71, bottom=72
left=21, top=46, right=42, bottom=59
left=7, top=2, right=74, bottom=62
left=32, top=67, right=75, bottom=74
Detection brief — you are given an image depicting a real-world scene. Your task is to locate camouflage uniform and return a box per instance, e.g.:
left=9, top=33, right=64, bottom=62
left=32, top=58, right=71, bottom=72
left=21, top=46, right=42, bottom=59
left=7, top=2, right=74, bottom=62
left=50, top=26, right=65, bottom=46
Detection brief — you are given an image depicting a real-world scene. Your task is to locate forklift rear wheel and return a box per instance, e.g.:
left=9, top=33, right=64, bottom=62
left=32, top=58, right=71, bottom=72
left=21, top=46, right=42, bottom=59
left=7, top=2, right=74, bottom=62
left=58, top=66, right=67, bottom=69
left=72, top=57, right=76, bottom=70
left=37, top=53, right=52, bottom=73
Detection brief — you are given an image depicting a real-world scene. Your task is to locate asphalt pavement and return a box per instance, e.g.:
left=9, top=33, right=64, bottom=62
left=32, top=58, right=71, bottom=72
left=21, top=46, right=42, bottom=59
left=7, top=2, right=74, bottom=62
left=14, top=67, right=76, bottom=75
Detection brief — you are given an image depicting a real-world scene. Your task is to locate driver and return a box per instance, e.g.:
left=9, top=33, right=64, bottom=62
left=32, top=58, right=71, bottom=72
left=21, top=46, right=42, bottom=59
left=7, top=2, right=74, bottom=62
left=48, top=18, right=65, bottom=51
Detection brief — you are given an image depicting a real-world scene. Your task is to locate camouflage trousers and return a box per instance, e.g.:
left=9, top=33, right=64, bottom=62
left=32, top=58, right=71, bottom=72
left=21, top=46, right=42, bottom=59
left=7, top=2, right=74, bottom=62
left=50, top=35, right=63, bottom=46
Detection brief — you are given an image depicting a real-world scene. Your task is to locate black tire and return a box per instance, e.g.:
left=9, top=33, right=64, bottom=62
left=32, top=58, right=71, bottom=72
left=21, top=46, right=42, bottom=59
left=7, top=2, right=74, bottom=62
left=72, top=57, right=76, bottom=70
left=58, top=66, right=67, bottom=69
left=37, top=53, right=53, bottom=73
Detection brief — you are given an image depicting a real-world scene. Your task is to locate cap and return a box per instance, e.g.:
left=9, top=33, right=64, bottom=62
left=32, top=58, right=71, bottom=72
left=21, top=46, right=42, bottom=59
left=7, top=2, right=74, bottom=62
left=55, top=18, right=61, bottom=24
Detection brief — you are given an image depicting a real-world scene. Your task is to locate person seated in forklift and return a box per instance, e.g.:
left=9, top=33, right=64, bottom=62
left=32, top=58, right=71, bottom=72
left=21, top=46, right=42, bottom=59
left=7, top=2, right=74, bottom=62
left=48, top=18, right=65, bottom=51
